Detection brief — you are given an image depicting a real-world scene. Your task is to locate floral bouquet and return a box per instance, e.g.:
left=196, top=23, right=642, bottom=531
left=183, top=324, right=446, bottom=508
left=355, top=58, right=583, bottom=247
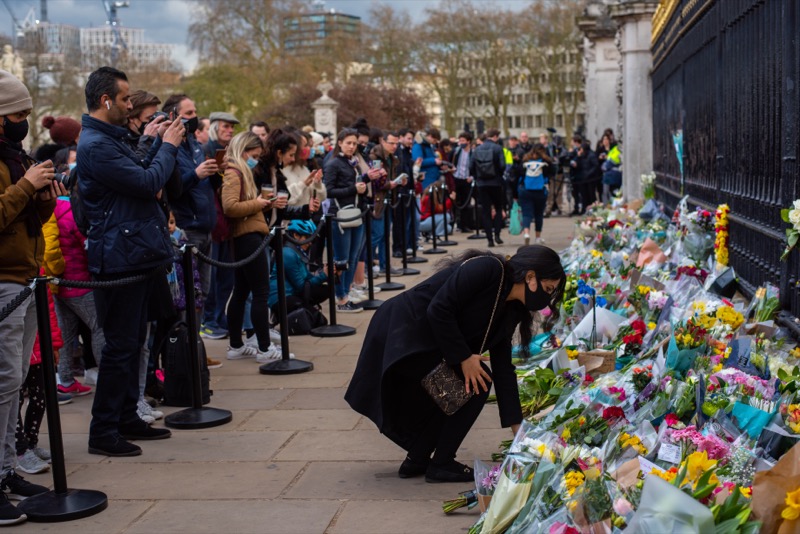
left=780, top=200, right=800, bottom=261
left=641, top=172, right=656, bottom=200
left=472, top=453, right=540, bottom=534
left=666, top=319, right=708, bottom=376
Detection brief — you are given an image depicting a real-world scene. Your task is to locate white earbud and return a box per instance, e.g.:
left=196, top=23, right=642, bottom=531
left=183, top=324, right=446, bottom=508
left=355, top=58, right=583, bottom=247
left=105, top=101, right=111, bottom=110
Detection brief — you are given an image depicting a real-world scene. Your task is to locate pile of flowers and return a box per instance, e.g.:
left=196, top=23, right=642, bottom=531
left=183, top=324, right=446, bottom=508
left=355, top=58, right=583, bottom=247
left=449, top=198, right=800, bottom=534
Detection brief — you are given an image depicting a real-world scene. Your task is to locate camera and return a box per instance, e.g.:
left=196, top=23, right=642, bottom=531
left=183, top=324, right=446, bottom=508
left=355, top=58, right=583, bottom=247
left=53, top=171, right=74, bottom=190
left=150, top=111, right=169, bottom=122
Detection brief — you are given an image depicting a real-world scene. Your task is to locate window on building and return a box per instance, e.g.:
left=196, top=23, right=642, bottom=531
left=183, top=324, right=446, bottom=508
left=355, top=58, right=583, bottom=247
left=514, top=116, right=521, bottom=128
left=535, top=115, right=543, bottom=128
left=556, top=114, right=563, bottom=128
left=578, top=114, right=585, bottom=126
left=526, top=115, right=533, bottom=128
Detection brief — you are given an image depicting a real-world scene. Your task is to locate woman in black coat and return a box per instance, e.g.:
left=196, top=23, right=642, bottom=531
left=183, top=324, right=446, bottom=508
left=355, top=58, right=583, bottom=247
left=345, top=246, right=566, bottom=482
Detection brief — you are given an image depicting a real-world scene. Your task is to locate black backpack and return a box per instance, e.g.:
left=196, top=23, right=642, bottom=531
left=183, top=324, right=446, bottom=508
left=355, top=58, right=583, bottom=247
left=67, top=167, right=90, bottom=237
left=472, top=147, right=497, bottom=180
left=160, top=321, right=211, bottom=407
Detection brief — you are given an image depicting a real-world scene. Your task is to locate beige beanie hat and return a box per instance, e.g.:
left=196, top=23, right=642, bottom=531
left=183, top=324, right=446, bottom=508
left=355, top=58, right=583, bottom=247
left=0, top=70, right=32, bottom=116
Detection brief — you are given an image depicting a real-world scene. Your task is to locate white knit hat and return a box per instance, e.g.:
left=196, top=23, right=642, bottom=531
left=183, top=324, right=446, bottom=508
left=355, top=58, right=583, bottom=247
left=0, top=70, right=32, bottom=116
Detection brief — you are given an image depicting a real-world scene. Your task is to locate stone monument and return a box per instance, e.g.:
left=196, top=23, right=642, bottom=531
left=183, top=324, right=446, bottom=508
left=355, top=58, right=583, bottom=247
left=312, top=74, right=339, bottom=136
left=0, top=45, right=25, bottom=81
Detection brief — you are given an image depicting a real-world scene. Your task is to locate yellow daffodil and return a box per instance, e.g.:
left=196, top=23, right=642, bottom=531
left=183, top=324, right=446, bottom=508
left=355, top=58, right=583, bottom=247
left=684, top=451, right=718, bottom=488
left=637, top=285, right=652, bottom=295
left=566, top=348, right=579, bottom=360
left=564, top=471, right=585, bottom=496
left=791, top=347, right=800, bottom=359
left=782, top=488, right=800, bottom=520
left=712, top=363, right=723, bottom=373
left=591, top=249, right=602, bottom=258
left=561, top=428, right=571, bottom=440
left=647, top=322, right=656, bottom=330
left=651, top=466, right=678, bottom=483
left=739, top=486, right=752, bottom=499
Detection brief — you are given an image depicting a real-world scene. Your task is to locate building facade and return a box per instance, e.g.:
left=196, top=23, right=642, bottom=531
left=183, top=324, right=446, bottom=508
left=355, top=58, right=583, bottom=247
left=80, top=27, right=173, bottom=70
left=282, top=11, right=361, bottom=57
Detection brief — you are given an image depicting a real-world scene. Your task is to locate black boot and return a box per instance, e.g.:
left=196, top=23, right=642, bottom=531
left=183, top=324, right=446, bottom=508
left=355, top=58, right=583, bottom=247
left=425, top=460, right=474, bottom=483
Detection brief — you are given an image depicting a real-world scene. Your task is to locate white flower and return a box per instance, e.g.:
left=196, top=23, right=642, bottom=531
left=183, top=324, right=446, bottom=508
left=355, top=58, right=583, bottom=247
left=793, top=199, right=800, bottom=211
left=790, top=209, right=800, bottom=226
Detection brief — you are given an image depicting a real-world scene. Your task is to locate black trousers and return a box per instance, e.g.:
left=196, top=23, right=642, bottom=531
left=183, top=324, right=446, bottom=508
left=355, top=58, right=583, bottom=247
left=477, top=185, right=505, bottom=242
left=454, top=179, right=474, bottom=231
left=229, top=233, right=271, bottom=351
left=394, top=354, right=490, bottom=465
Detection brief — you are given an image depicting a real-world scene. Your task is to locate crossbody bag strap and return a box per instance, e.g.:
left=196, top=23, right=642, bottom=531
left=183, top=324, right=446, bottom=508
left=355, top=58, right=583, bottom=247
left=462, top=255, right=506, bottom=354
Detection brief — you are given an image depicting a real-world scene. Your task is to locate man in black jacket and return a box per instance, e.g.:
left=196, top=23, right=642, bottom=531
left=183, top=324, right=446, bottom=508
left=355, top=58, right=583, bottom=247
left=392, top=128, right=415, bottom=257
left=570, top=142, right=600, bottom=214
left=469, top=128, right=506, bottom=247
left=78, top=67, right=184, bottom=457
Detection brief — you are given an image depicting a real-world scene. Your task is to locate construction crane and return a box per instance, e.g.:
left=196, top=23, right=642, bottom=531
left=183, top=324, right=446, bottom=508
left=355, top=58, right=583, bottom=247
left=102, top=0, right=129, bottom=67
left=2, top=0, right=35, bottom=47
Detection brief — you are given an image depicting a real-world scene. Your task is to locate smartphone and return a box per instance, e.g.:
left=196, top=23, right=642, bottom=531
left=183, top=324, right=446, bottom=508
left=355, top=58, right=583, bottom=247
left=311, top=189, right=317, bottom=200
left=214, top=149, right=226, bottom=166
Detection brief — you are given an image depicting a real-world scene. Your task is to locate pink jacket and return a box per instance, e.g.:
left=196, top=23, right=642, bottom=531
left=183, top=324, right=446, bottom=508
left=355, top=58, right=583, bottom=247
left=54, top=198, right=91, bottom=298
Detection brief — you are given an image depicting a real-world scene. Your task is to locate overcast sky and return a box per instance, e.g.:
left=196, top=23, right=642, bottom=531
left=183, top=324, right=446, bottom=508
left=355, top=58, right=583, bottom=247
left=2, top=0, right=530, bottom=72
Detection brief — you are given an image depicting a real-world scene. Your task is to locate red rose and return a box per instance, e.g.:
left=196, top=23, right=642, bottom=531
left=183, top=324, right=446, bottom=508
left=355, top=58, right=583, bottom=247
left=602, top=406, right=625, bottom=421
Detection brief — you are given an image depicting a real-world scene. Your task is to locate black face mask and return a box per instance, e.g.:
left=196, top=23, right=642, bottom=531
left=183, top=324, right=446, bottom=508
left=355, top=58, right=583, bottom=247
left=524, top=281, right=552, bottom=312
left=183, top=116, right=199, bottom=135
left=2, top=117, right=29, bottom=143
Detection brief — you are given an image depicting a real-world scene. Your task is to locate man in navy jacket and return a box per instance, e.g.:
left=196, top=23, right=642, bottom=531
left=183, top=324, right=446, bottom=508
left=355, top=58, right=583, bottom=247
left=78, top=67, right=185, bottom=457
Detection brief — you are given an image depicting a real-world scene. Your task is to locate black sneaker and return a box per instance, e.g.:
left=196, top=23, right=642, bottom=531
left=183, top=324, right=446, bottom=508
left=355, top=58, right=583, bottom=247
left=1, top=471, right=48, bottom=501
left=88, top=435, right=143, bottom=457
left=487, top=241, right=495, bottom=248
left=398, top=456, right=429, bottom=479
left=425, top=461, right=474, bottom=483
left=495, top=235, right=504, bottom=245
left=119, top=420, right=172, bottom=441
left=0, top=492, right=24, bottom=525
left=337, top=301, right=364, bottom=314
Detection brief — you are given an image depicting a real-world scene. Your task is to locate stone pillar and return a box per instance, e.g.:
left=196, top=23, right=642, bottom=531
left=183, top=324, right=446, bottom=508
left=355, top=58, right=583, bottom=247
left=312, top=74, right=339, bottom=136
left=578, top=2, right=620, bottom=149
left=610, top=0, right=658, bottom=201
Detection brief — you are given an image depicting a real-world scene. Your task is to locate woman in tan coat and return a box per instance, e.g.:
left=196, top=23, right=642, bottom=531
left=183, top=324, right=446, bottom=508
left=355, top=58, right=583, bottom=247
left=220, top=131, right=285, bottom=362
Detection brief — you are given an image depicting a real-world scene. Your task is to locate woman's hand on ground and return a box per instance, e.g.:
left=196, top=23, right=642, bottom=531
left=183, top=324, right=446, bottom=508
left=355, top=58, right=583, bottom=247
left=460, top=354, right=491, bottom=395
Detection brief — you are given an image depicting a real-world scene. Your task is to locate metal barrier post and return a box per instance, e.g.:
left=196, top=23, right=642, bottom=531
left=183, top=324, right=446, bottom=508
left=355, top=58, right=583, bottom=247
left=407, top=194, right=429, bottom=264
left=438, top=183, right=458, bottom=247
left=424, top=186, right=445, bottom=255
left=311, top=217, right=356, bottom=337
left=260, top=227, right=315, bottom=374
left=398, top=193, right=419, bottom=275
left=361, top=208, right=384, bottom=309
left=468, top=182, right=485, bottom=240
left=17, top=279, right=108, bottom=522
left=165, top=245, right=233, bottom=429
left=377, top=197, right=405, bottom=291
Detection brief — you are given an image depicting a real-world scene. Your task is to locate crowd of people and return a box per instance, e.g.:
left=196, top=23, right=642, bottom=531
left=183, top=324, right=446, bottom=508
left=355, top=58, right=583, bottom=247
left=0, top=64, right=623, bottom=523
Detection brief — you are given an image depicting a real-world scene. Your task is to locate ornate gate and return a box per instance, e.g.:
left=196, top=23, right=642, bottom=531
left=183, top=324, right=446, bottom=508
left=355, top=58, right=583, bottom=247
left=651, top=0, right=800, bottom=331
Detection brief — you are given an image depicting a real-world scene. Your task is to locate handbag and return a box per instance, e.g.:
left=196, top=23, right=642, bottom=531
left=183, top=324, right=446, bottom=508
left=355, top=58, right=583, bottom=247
left=421, top=255, right=505, bottom=415
left=334, top=198, right=363, bottom=230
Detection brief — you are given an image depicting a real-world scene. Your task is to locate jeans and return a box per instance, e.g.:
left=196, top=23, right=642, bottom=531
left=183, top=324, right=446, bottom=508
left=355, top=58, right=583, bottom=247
left=371, top=212, right=386, bottom=271
left=228, top=233, right=271, bottom=351
left=90, top=273, right=156, bottom=439
left=419, top=213, right=453, bottom=237
left=331, top=222, right=366, bottom=300
left=0, top=283, right=36, bottom=473
left=54, top=292, right=105, bottom=386
left=477, top=185, right=504, bottom=241
left=203, top=241, right=234, bottom=331
left=518, top=188, right=547, bottom=232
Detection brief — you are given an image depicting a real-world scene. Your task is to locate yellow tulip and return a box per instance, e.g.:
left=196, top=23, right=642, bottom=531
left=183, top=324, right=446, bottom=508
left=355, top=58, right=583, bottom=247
left=782, top=488, right=800, bottom=520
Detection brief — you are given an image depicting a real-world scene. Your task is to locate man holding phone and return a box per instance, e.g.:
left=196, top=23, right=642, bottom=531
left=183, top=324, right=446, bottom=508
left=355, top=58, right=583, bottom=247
left=368, top=131, right=404, bottom=276
left=160, top=94, right=217, bottom=345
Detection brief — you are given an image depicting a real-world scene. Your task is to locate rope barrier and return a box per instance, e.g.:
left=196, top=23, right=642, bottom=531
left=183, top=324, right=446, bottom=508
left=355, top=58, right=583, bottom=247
left=389, top=192, right=402, bottom=209
left=50, top=265, right=167, bottom=289
left=194, top=232, right=274, bottom=269
left=0, top=283, right=34, bottom=324
left=455, top=181, right=476, bottom=211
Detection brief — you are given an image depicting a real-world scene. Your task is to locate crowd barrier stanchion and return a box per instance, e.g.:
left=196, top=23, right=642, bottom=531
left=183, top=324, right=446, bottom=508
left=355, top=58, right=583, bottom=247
left=165, top=245, right=233, bottom=429
left=377, top=197, right=405, bottom=291
left=260, top=227, right=315, bottom=374
left=311, top=216, right=356, bottom=337
left=423, top=186, right=445, bottom=256
left=468, top=182, right=485, bottom=241
left=360, top=208, right=384, bottom=309
left=438, top=183, right=458, bottom=247
left=406, top=194, right=428, bottom=264
left=398, top=193, right=420, bottom=276
left=16, top=278, right=108, bottom=522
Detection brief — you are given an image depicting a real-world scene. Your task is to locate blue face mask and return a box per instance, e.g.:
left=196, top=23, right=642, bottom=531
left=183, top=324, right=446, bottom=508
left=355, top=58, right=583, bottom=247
left=246, top=157, right=258, bottom=169
left=68, top=162, right=77, bottom=171
left=308, top=147, right=316, bottom=158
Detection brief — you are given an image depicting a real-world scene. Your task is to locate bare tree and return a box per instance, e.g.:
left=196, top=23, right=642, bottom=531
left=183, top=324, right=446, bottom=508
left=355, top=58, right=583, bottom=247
left=365, top=4, right=418, bottom=90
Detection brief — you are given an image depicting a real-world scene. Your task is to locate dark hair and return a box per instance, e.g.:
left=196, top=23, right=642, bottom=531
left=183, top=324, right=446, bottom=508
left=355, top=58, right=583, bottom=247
left=350, top=118, right=370, bottom=137
left=478, top=133, right=488, bottom=142
left=85, top=66, right=128, bottom=112
left=486, top=128, right=500, bottom=138
left=427, top=127, right=441, bottom=141
left=458, top=131, right=473, bottom=142
left=580, top=142, right=591, bottom=153
left=383, top=130, right=399, bottom=139
left=398, top=127, right=412, bottom=138
left=571, top=134, right=583, bottom=144
left=509, top=135, right=518, bottom=141
left=162, top=93, right=189, bottom=114
left=261, top=127, right=298, bottom=170
left=368, top=127, right=382, bottom=145
left=437, top=246, right=565, bottom=358
left=525, top=144, right=552, bottom=163
left=197, top=116, right=209, bottom=131
left=439, top=138, right=452, bottom=149
left=128, top=90, right=161, bottom=120
left=335, top=127, right=358, bottom=152
left=250, top=120, right=270, bottom=133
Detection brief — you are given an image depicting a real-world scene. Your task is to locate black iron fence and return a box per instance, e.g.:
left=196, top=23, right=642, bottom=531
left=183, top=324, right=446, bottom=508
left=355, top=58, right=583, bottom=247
left=652, top=0, right=800, bottom=324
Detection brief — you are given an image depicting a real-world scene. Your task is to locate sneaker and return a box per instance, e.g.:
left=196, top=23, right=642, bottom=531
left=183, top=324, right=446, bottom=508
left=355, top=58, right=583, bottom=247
left=1, top=471, right=48, bottom=500
left=425, top=460, right=475, bottom=483
left=0, top=492, right=25, bottom=525
left=31, top=447, right=50, bottom=464
left=137, top=399, right=164, bottom=421
left=270, top=328, right=282, bottom=344
left=15, top=451, right=49, bottom=475
left=88, top=436, right=142, bottom=457
left=392, top=251, right=403, bottom=258
left=337, top=301, right=363, bottom=314
left=139, top=413, right=155, bottom=425
left=83, top=367, right=99, bottom=386
left=57, top=381, right=92, bottom=397
left=206, top=356, right=223, bottom=369
left=354, top=283, right=380, bottom=294
left=405, top=248, right=413, bottom=255
left=57, top=393, right=72, bottom=405
left=119, top=420, right=171, bottom=441
left=226, top=344, right=258, bottom=360
left=256, top=343, right=295, bottom=363
left=535, top=237, right=546, bottom=245
left=348, top=290, right=365, bottom=304
left=495, top=235, right=504, bottom=245
left=200, top=326, right=228, bottom=340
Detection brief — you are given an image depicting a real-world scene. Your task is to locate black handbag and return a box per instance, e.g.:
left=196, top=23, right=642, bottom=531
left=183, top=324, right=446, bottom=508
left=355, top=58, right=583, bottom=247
left=421, top=256, right=505, bottom=415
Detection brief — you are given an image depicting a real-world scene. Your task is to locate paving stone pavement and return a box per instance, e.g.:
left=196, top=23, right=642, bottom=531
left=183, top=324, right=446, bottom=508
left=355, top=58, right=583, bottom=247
left=17, top=216, right=576, bottom=533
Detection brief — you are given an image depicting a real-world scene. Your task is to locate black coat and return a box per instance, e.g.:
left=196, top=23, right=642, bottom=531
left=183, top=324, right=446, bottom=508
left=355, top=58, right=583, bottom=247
left=323, top=153, right=362, bottom=215
left=345, top=255, right=525, bottom=450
